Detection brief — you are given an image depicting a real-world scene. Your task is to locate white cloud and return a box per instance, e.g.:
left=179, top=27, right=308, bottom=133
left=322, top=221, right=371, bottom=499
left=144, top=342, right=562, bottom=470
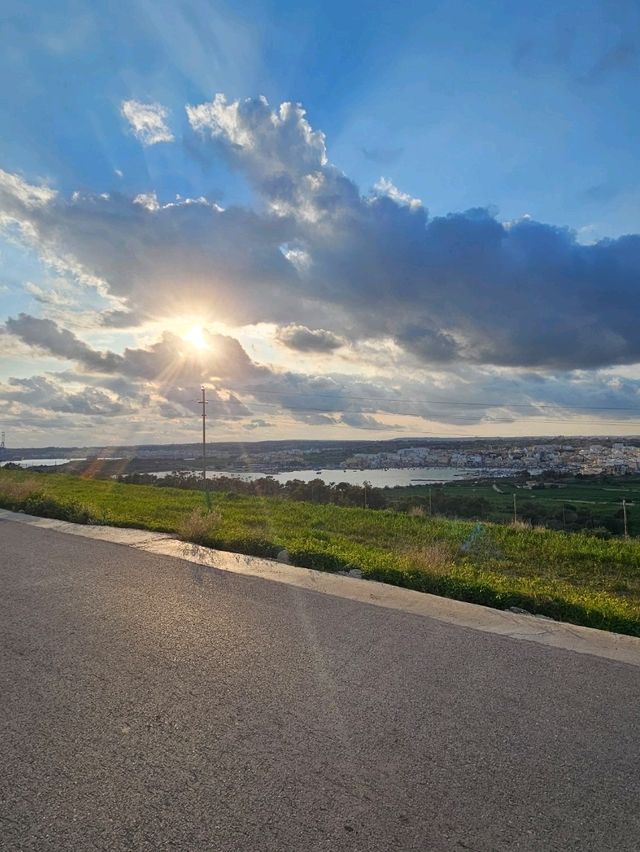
left=121, top=99, right=174, bottom=146
left=373, top=177, right=422, bottom=210
left=133, top=192, right=161, bottom=212
left=0, top=169, right=55, bottom=213
left=186, top=94, right=333, bottom=220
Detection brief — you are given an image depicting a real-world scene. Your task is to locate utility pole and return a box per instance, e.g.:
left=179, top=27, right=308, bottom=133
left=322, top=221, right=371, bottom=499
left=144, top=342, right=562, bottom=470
left=513, top=493, right=517, bottom=524
left=363, top=482, right=368, bottom=509
left=428, top=486, right=432, bottom=516
left=196, top=386, right=208, bottom=488
left=622, top=498, right=629, bottom=539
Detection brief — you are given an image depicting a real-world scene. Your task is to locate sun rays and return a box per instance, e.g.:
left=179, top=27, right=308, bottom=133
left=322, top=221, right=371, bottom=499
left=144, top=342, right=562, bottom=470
left=183, top=324, right=209, bottom=351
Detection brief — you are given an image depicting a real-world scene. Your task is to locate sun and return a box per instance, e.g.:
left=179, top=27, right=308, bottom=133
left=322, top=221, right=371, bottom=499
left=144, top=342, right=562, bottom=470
left=183, top=324, right=208, bottom=350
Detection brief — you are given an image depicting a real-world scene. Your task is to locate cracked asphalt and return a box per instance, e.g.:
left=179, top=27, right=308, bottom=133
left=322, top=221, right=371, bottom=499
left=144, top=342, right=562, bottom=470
left=1, top=519, right=639, bottom=851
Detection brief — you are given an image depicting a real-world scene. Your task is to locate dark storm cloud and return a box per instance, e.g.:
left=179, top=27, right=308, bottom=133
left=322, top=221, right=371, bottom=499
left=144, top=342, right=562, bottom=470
left=276, top=324, right=344, bottom=353
left=5, top=314, right=122, bottom=372
left=2, top=93, right=640, bottom=373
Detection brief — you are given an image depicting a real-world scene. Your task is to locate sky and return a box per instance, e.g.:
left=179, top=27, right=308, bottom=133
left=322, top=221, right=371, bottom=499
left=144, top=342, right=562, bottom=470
left=1, top=0, right=640, bottom=448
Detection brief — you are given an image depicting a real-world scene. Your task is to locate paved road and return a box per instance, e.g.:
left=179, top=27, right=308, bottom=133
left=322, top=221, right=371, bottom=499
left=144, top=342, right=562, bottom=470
left=1, top=520, right=639, bottom=851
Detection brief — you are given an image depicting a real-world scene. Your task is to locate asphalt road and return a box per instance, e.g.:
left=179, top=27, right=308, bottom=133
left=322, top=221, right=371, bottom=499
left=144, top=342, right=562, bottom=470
left=1, top=520, right=639, bottom=851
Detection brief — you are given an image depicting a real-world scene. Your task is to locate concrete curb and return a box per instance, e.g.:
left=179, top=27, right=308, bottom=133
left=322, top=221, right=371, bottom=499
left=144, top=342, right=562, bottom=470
left=2, top=507, right=639, bottom=667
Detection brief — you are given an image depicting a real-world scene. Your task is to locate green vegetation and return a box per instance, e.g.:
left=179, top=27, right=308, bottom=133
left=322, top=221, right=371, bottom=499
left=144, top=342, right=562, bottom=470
left=389, top=476, right=640, bottom=537
left=38, top=459, right=640, bottom=537
left=114, top=470, right=640, bottom=538
left=2, top=468, right=640, bottom=637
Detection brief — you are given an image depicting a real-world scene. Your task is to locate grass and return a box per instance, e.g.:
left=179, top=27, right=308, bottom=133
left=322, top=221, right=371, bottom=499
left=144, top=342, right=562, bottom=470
left=1, top=468, right=640, bottom=636
left=391, top=475, right=640, bottom=533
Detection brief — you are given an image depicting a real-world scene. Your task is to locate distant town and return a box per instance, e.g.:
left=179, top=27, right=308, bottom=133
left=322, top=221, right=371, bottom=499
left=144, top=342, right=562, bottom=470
left=3, top=435, right=640, bottom=479
left=344, top=440, right=640, bottom=477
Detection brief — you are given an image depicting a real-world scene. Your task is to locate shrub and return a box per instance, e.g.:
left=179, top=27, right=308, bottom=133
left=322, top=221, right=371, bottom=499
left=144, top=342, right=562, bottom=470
left=408, top=506, right=427, bottom=518
left=177, top=507, right=222, bottom=545
left=22, top=496, right=94, bottom=524
left=288, top=548, right=348, bottom=572
left=405, top=542, right=457, bottom=575
left=0, top=478, right=43, bottom=508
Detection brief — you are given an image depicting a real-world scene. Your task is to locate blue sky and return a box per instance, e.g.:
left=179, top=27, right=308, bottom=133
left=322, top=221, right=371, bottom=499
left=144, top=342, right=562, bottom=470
left=3, top=0, right=638, bottom=232
left=1, top=0, right=640, bottom=446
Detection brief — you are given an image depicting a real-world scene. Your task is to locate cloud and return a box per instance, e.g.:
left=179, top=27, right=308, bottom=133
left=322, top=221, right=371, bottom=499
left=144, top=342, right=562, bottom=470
left=372, top=177, right=422, bottom=210
left=5, top=313, right=640, bottom=439
left=2, top=375, right=130, bottom=416
left=120, top=100, right=174, bottom=145
left=276, top=324, right=344, bottom=353
left=0, top=170, right=56, bottom=213
left=338, top=412, right=391, bottom=430
left=4, top=313, right=122, bottom=372
left=2, top=94, right=640, bottom=374
left=0, top=180, right=300, bottom=327
left=184, top=95, right=640, bottom=370
left=243, top=418, right=272, bottom=430
left=99, top=309, right=141, bottom=328
left=186, top=94, right=328, bottom=183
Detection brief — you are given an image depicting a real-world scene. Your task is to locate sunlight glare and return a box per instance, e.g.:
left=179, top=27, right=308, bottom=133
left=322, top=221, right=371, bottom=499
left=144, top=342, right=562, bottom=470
left=183, top=324, right=208, bottom=351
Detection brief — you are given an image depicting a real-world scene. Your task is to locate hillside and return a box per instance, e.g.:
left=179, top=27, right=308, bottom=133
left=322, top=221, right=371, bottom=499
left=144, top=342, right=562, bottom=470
left=1, top=469, right=639, bottom=636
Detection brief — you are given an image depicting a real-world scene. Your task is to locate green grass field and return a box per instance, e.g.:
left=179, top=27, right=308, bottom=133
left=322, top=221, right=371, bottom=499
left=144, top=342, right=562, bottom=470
left=2, top=468, right=640, bottom=636
left=389, top=476, right=640, bottom=534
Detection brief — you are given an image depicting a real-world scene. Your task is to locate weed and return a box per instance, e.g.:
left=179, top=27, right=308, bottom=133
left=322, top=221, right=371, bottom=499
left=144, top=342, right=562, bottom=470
left=177, top=506, right=222, bottom=545
left=510, top=519, right=532, bottom=530
left=405, top=542, right=456, bottom=575
left=0, top=478, right=42, bottom=507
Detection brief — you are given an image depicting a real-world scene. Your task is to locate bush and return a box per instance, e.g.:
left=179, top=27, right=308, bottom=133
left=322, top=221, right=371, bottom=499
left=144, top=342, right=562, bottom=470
left=404, top=542, right=456, bottom=575
left=0, top=478, right=43, bottom=508
left=408, top=506, right=427, bottom=518
left=288, top=548, right=348, bottom=572
left=22, top=496, right=94, bottom=524
left=177, top=506, right=222, bottom=545
left=0, top=479, right=94, bottom=524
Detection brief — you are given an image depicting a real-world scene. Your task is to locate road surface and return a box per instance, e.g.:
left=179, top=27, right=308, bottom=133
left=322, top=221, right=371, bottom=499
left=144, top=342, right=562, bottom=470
left=1, top=519, right=639, bottom=851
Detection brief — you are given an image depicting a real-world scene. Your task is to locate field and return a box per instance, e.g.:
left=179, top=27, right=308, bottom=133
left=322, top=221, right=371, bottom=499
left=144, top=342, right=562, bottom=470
left=388, top=476, right=640, bottom=535
left=1, top=468, right=640, bottom=636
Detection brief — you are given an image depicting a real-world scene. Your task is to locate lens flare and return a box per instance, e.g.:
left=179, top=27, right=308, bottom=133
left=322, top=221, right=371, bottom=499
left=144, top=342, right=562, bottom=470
left=183, top=324, right=208, bottom=350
